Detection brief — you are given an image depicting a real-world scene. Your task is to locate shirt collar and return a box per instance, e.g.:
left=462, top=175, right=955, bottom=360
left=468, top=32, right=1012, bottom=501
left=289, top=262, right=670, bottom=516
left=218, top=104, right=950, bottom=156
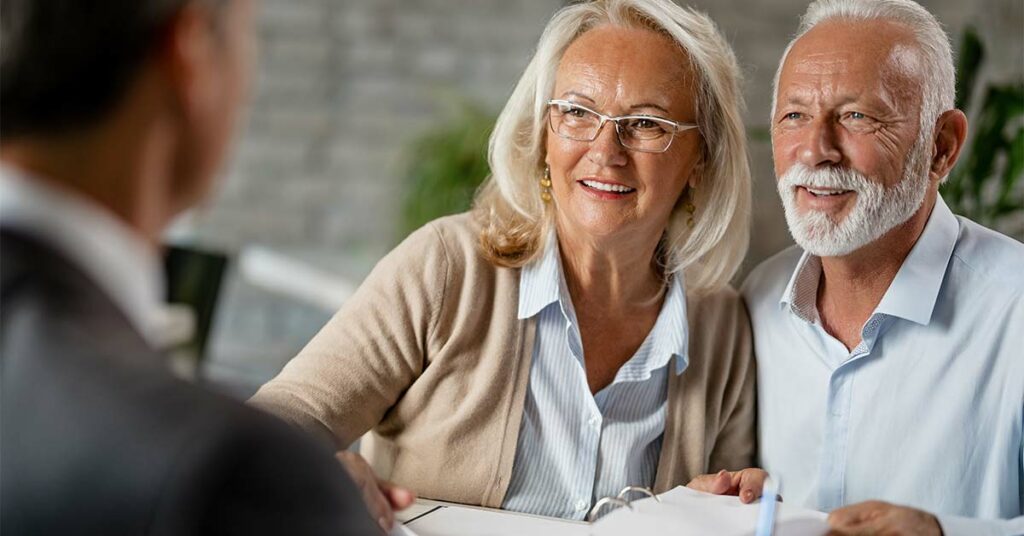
left=0, top=164, right=166, bottom=348
left=780, top=251, right=822, bottom=324
left=517, top=229, right=562, bottom=320
left=874, top=195, right=959, bottom=325
left=624, top=273, right=689, bottom=378
left=518, top=230, right=688, bottom=376
left=779, top=195, right=960, bottom=327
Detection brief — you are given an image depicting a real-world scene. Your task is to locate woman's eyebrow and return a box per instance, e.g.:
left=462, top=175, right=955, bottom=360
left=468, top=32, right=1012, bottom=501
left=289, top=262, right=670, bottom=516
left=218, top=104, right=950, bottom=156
left=628, top=102, right=671, bottom=115
left=559, top=91, right=596, bottom=104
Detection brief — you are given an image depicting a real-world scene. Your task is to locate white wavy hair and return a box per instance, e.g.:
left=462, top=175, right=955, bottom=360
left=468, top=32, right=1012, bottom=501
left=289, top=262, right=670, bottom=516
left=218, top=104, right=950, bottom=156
left=473, top=0, right=751, bottom=293
left=770, top=0, right=956, bottom=179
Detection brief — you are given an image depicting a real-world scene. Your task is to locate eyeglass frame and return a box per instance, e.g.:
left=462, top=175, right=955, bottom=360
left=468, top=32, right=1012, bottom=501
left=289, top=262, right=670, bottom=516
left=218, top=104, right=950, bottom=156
left=546, top=99, right=699, bottom=154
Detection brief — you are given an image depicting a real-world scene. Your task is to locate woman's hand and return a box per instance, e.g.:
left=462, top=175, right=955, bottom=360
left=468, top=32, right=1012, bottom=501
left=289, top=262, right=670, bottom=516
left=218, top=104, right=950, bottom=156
left=686, top=468, right=772, bottom=504
left=336, top=451, right=417, bottom=531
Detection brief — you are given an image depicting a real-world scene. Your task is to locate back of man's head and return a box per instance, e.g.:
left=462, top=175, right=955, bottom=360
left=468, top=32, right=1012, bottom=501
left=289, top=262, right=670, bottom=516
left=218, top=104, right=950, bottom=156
left=1, top=0, right=252, bottom=240
left=1, top=0, right=207, bottom=140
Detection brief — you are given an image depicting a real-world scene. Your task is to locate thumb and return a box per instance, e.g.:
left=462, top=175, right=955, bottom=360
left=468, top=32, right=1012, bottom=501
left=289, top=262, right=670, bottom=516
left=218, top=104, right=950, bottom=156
left=380, top=480, right=417, bottom=510
left=687, top=470, right=732, bottom=495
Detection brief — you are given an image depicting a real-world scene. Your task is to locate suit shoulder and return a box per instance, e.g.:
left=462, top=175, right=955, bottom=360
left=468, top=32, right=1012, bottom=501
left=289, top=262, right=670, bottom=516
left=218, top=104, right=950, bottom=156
left=145, top=377, right=379, bottom=534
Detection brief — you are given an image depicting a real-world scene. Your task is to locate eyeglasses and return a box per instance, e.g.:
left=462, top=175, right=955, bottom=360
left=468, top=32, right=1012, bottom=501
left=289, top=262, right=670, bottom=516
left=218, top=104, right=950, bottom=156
left=546, top=99, right=698, bottom=153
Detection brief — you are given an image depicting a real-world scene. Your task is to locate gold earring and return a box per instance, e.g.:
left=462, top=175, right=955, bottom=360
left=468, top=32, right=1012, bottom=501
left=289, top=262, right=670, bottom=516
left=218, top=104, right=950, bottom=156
left=540, top=166, right=552, bottom=203
left=684, top=187, right=696, bottom=228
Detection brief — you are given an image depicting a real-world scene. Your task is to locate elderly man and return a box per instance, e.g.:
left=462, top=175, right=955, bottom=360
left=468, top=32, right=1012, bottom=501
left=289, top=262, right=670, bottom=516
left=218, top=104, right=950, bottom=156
left=742, top=1, right=1024, bottom=535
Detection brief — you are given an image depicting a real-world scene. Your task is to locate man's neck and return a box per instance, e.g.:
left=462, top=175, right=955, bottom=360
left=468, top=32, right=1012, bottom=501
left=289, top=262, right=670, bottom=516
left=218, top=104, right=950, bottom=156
left=0, top=120, right=172, bottom=246
left=816, top=190, right=937, bottom=350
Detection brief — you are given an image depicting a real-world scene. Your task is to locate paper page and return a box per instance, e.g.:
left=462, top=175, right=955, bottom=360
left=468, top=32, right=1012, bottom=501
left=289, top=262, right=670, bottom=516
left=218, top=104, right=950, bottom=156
left=406, top=504, right=592, bottom=536
left=390, top=523, right=421, bottom=536
left=396, top=502, right=444, bottom=524
left=591, top=486, right=829, bottom=536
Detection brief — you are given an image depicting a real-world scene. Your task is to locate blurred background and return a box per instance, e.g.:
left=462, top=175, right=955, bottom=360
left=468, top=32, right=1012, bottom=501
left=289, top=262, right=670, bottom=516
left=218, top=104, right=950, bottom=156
left=162, top=0, right=1024, bottom=397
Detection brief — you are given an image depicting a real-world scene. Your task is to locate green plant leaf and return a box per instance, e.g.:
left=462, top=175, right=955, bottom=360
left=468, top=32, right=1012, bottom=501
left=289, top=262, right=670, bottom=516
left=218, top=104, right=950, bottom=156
left=400, top=102, right=495, bottom=239
left=943, top=26, right=1024, bottom=237
left=995, top=125, right=1024, bottom=217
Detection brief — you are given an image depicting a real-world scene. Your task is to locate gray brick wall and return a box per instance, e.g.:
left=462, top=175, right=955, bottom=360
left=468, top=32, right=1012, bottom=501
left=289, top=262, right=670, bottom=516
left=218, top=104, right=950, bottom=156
left=178, top=0, right=1023, bottom=396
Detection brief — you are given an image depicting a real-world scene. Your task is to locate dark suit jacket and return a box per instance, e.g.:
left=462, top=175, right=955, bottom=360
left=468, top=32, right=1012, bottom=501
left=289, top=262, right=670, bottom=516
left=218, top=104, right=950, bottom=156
left=0, top=230, right=379, bottom=535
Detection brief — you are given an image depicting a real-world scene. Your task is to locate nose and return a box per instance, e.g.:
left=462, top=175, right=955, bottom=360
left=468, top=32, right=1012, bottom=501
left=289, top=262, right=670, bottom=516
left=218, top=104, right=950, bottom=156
left=798, top=117, right=842, bottom=168
left=586, top=120, right=628, bottom=167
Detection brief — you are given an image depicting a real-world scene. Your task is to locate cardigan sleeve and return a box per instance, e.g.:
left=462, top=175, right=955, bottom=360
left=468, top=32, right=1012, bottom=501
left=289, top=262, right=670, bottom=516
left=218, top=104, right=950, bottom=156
left=248, top=221, right=450, bottom=449
left=706, top=293, right=758, bottom=473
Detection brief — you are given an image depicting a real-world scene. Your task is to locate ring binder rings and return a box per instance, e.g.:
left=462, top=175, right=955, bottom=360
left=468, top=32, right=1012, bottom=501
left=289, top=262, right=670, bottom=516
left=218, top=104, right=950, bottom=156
left=587, top=485, right=662, bottom=521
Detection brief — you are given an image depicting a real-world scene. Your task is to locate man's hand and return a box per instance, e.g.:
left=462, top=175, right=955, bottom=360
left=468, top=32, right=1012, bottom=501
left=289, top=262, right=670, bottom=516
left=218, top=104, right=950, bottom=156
left=827, top=500, right=943, bottom=536
left=336, top=451, right=416, bottom=531
left=686, top=468, right=770, bottom=504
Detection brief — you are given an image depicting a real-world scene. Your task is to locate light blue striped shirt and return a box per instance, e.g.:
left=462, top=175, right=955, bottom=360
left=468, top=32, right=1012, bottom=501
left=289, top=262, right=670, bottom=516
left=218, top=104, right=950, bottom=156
left=743, top=196, right=1024, bottom=536
left=500, top=232, right=687, bottom=520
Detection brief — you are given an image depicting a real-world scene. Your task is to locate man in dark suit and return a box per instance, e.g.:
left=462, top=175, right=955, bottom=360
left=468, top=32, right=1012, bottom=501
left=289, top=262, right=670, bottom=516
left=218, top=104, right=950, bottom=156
left=0, top=0, right=381, bottom=534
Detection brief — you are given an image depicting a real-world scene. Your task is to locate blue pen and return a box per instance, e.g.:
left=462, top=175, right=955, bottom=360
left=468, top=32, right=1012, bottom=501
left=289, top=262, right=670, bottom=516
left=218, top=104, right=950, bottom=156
left=754, top=475, right=780, bottom=536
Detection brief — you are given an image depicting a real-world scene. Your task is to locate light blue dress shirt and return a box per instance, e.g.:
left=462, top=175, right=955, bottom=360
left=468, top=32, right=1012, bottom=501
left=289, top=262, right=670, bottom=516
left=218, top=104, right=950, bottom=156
left=742, top=196, right=1024, bottom=536
left=500, top=232, right=688, bottom=520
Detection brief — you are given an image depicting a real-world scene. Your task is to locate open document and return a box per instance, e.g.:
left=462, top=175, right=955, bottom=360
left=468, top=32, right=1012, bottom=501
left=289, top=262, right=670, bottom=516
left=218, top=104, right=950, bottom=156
left=591, top=486, right=829, bottom=536
left=395, top=486, right=829, bottom=536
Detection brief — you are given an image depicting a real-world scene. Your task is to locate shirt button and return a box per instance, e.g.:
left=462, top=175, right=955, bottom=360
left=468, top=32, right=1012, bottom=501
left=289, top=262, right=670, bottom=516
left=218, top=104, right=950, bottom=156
left=588, top=416, right=600, bottom=428
left=575, top=499, right=589, bottom=511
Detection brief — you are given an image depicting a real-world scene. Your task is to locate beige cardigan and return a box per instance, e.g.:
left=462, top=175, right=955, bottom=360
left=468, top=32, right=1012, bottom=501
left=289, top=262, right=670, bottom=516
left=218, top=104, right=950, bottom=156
left=250, top=213, right=755, bottom=508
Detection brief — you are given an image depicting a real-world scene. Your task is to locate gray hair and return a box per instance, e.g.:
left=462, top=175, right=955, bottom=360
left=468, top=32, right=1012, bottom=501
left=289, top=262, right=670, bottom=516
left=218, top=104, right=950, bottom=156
left=771, top=0, right=956, bottom=171
left=475, top=0, right=751, bottom=293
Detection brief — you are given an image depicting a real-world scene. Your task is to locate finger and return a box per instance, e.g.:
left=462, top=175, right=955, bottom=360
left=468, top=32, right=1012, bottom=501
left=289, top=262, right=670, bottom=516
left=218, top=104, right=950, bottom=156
left=687, top=470, right=731, bottom=494
left=335, top=452, right=395, bottom=531
left=380, top=480, right=417, bottom=510
left=737, top=469, right=768, bottom=504
left=364, top=484, right=394, bottom=531
left=825, top=522, right=876, bottom=536
left=686, top=470, right=732, bottom=494
left=845, top=504, right=941, bottom=536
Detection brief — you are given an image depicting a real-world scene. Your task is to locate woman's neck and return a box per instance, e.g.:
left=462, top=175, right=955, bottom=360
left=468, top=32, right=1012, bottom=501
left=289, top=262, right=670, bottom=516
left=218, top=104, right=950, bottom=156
left=555, top=223, right=666, bottom=313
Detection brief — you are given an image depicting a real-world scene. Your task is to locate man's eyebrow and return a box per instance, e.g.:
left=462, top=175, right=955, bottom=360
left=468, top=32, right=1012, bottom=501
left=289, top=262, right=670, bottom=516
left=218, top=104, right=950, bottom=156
left=779, top=94, right=809, bottom=107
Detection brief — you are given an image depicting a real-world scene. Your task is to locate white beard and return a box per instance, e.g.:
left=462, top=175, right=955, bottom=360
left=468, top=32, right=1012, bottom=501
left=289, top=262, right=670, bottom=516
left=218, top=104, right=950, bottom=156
left=776, top=138, right=931, bottom=257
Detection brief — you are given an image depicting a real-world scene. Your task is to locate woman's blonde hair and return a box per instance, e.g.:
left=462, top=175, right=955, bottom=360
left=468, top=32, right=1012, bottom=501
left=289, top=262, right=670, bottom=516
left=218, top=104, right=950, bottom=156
left=473, top=0, right=751, bottom=293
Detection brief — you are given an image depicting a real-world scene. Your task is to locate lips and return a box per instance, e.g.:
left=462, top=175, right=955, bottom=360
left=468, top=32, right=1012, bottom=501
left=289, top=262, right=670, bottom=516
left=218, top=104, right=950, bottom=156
left=795, top=186, right=855, bottom=212
left=802, top=186, right=853, bottom=197
left=577, top=178, right=636, bottom=195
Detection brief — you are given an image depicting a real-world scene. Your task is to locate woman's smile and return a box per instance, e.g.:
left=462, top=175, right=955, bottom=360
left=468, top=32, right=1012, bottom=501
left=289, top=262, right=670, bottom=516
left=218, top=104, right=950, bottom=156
left=577, top=177, right=637, bottom=200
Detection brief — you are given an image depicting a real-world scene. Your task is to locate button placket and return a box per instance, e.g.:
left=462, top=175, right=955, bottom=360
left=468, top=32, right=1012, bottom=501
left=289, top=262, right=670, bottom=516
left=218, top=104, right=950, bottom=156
left=818, top=367, right=854, bottom=511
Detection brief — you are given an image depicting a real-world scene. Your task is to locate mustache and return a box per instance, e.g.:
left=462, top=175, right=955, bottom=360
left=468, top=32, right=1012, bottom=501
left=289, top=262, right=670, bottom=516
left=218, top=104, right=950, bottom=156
left=779, top=164, right=874, bottom=192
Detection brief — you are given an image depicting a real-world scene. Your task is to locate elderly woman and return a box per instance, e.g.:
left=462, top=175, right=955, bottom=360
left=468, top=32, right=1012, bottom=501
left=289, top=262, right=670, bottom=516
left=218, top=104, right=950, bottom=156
left=252, top=0, right=759, bottom=527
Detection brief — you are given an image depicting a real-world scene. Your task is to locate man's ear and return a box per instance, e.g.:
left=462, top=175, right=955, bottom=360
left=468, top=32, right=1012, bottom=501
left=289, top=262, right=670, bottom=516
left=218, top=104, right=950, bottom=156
left=929, top=109, right=968, bottom=182
left=156, top=3, right=220, bottom=120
